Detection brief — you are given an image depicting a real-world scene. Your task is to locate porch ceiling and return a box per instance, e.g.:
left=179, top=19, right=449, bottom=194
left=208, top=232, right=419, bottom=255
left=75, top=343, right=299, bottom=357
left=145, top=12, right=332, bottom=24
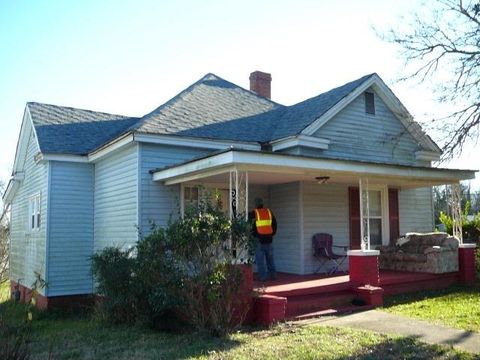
left=151, top=149, right=477, bottom=189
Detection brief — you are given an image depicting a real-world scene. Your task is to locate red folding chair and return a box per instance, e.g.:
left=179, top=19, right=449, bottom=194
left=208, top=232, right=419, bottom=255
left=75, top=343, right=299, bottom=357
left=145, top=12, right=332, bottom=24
left=312, top=233, right=348, bottom=274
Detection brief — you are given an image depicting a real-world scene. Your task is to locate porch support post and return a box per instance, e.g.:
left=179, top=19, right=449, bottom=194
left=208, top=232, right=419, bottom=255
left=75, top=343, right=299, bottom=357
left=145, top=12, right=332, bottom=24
left=449, top=183, right=463, bottom=244
left=359, top=178, right=370, bottom=250
left=229, top=169, right=249, bottom=262
left=458, top=243, right=477, bottom=285
left=229, top=169, right=248, bottom=219
left=348, top=249, right=380, bottom=287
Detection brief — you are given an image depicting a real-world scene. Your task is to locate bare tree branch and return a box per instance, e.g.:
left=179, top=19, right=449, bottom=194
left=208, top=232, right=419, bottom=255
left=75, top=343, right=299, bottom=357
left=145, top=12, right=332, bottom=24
left=381, top=0, right=480, bottom=160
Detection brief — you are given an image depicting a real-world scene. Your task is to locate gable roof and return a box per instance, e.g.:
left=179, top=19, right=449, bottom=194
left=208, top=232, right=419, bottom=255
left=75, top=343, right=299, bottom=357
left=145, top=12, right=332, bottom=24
left=27, top=102, right=139, bottom=155
left=25, top=72, right=440, bottom=156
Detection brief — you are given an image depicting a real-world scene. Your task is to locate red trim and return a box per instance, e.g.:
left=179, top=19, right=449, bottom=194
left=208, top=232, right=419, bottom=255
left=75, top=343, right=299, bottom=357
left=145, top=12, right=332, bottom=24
left=388, top=188, right=400, bottom=244
left=348, top=187, right=361, bottom=249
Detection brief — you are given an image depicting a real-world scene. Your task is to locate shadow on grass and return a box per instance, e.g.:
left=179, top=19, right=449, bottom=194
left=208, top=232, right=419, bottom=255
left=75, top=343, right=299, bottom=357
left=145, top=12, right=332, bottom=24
left=337, top=335, right=476, bottom=360
left=1, top=299, right=245, bottom=360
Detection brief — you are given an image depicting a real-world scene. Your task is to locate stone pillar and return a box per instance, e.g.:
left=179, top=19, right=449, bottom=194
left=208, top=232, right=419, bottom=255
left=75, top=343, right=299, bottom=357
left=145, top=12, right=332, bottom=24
left=348, top=250, right=380, bottom=286
left=458, top=243, right=477, bottom=285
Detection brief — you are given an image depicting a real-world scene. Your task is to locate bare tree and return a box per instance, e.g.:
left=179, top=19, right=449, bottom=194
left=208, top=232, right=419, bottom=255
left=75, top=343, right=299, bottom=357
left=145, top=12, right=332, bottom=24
left=383, top=0, right=480, bottom=159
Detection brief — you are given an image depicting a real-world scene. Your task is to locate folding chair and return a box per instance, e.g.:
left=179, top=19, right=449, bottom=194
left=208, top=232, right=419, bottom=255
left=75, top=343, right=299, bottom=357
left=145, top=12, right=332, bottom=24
left=312, top=233, right=348, bottom=274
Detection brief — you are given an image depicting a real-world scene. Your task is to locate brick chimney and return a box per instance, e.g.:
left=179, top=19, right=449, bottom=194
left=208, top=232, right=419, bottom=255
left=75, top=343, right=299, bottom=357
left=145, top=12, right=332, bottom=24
left=249, top=71, right=272, bottom=99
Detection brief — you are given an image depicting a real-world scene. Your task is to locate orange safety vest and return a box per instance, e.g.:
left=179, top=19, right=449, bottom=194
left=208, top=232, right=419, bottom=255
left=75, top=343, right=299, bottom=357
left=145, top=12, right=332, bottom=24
left=254, top=208, right=273, bottom=235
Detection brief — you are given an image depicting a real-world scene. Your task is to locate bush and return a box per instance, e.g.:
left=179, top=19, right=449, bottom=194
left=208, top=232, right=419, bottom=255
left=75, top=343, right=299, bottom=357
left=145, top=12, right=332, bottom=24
left=92, top=191, right=254, bottom=336
left=91, top=247, right=138, bottom=324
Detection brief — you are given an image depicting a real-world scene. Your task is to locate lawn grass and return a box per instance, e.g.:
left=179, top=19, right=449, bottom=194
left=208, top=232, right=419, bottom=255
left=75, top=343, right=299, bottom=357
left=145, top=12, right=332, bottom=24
left=0, top=299, right=476, bottom=359
left=383, top=283, right=480, bottom=332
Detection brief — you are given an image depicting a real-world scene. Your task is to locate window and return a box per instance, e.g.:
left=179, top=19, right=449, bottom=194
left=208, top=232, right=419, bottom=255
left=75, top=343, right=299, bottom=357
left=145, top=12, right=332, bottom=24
left=29, top=193, right=41, bottom=231
left=365, top=92, right=375, bottom=115
left=366, top=190, right=382, bottom=246
left=183, top=186, right=199, bottom=208
left=361, top=187, right=388, bottom=246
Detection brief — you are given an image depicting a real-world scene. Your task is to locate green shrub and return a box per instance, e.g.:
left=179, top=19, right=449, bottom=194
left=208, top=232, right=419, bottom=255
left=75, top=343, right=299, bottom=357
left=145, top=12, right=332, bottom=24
left=91, top=247, right=138, bottom=324
left=92, top=191, right=254, bottom=336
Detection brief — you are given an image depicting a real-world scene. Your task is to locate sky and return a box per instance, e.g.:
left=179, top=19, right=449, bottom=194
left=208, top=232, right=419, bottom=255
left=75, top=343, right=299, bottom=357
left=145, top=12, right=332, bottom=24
left=0, top=0, right=478, bottom=197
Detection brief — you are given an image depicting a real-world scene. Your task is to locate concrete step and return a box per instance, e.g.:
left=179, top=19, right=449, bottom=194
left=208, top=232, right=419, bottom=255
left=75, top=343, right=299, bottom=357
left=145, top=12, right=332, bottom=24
left=288, top=305, right=374, bottom=322
left=285, top=290, right=356, bottom=318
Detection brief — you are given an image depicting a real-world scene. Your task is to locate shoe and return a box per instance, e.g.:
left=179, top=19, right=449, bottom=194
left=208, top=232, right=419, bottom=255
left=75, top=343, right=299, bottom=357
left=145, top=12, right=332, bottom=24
left=270, top=273, right=277, bottom=280
left=259, top=277, right=268, bottom=282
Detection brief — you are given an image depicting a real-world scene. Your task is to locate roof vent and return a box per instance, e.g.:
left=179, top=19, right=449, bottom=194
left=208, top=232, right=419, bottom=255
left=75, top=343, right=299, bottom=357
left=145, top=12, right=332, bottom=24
left=249, top=71, right=272, bottom=99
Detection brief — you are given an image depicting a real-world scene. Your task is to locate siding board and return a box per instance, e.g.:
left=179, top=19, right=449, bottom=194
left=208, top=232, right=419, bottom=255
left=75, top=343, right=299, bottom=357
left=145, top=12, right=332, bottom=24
left=269, top=182, right=301, bottom=274
left=94, top=144, right=139, bottom=251
left=399, top=187, right=434, bottom=234
left=313, top=89, right=426, bottom=166
left=48, top=162, right=94, bottom=296
left=139, top=144, right=211, bottom=235
left=9, top=127, right=48, bottom=295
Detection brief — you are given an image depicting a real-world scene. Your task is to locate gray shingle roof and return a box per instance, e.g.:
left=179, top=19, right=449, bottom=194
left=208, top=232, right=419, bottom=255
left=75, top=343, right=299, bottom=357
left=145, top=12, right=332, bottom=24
left=132, top=73, right=283, bottom=142
left=27, top=73, right=376, bottom=154
left=28, top=102, right=138, bottom=155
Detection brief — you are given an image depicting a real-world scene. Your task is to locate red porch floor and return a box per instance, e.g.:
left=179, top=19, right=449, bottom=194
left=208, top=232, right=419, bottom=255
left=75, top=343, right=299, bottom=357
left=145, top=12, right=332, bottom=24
left=253, top=270, right=460, bottom=321
left=254, top=270, right=459, bottom=296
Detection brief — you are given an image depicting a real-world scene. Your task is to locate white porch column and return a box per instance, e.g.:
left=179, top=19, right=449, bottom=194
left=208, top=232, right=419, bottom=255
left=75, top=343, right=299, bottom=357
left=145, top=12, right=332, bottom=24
left=229, top=169, right=248, bottom=220
left=449, top=183, right=463, bottom=244
left=359, top=178, right=371, bottom=250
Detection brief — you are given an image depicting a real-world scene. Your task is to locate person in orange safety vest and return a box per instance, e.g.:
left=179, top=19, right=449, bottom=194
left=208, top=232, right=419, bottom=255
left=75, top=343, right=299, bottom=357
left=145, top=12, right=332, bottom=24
left=249, top=197, right=277, bottom=281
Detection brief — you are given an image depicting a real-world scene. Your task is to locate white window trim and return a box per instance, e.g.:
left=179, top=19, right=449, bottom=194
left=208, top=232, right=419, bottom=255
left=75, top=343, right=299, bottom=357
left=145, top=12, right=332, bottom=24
left=28, top=192, right=41, bottom=232
left=363, top=185, right=389, bottom=246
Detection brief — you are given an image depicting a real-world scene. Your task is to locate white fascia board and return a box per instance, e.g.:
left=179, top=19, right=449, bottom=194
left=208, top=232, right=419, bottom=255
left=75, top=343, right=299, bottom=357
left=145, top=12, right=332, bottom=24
left=152, top=151, right=235, bottom=183
left=134, top=133, right=261, bottom=151
left=2, top=172, right=25, bottom=204
left=12, top=107, right=37, bottom=173
left=302, top=76, right=377, bottom=135
left=152, top=150, right=476, bottom=185
left=40, top=154, right=89, bottom=163
left=270, top=135, right=330, bottom=152
left=88, top=133, right=135, bottom=162
left=415, top=150, right=441, bottom=162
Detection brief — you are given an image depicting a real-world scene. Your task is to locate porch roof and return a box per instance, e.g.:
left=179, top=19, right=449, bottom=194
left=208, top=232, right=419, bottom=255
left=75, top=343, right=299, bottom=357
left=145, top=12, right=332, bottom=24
left=150, top=149, right=476, bottom=188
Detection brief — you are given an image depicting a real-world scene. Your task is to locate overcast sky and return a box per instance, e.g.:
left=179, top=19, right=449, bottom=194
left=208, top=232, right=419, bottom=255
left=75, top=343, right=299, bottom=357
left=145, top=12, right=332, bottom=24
left=1, top=0, right=478, bottom=196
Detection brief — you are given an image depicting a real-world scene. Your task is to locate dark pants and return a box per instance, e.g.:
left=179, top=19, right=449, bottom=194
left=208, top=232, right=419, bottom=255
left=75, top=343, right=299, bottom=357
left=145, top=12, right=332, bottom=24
left=255, top=242, right=276, bottom=281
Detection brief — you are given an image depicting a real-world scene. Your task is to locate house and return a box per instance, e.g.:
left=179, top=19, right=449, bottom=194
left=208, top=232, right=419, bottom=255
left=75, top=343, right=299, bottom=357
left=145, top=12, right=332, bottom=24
left=2, top=71, right=477, bottom=310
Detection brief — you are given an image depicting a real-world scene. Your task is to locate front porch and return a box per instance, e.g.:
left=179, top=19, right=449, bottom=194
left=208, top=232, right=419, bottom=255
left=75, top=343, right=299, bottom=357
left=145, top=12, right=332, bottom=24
left=151, top=149, right=476, bottom=275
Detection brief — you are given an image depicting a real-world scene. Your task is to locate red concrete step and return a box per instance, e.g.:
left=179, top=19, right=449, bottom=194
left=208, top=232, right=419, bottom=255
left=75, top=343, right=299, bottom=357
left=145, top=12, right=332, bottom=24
left=285, top=290, right=355, bottom=318
left=288, top=304, right=374, bottom=321
left=263, top=275, right=351, bottom=298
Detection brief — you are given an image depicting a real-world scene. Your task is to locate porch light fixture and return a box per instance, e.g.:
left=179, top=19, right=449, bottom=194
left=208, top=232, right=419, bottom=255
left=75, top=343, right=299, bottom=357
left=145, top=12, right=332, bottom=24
left=315, top=176, right=330, bottom=184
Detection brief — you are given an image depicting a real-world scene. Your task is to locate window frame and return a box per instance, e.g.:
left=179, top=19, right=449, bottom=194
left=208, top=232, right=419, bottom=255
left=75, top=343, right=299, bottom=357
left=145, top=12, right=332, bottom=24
left=365, top=91, right=375, bottom=115
left=362, top=185, right=389, bottom=246
left=28, top=192, right=41, bottom=232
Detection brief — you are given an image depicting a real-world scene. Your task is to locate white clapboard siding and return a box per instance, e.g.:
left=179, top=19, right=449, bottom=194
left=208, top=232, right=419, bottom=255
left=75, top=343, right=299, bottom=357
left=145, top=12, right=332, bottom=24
left=47, top=162, right=94, bottom=296
left=313, top=88, right=424, bottom=166
left=94, top=144, right=139, bottom=251
left=269, top=182, right=302, bottom=274
left=9, top=128, right=48, bottom=295
left=399, top=187, right=434, bottom=234
left=139, top=144, right=212, bottom=235
left=301, top=182, right=350, bottom=274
